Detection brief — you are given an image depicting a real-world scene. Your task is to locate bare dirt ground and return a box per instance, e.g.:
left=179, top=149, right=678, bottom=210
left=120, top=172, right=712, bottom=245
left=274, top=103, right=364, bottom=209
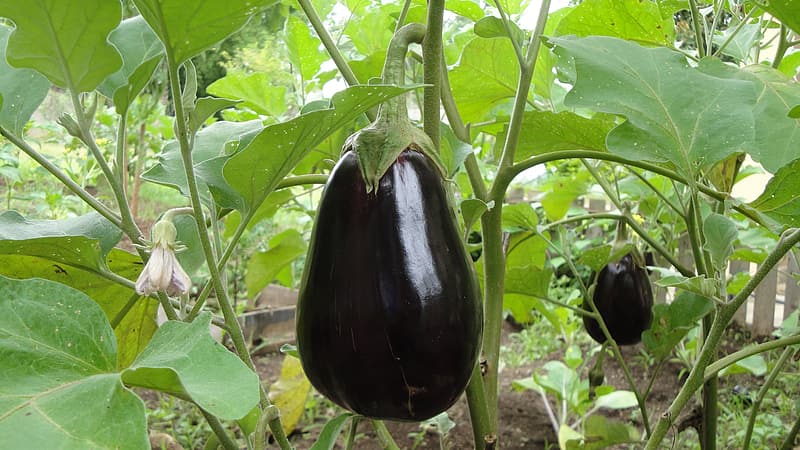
left=257, top=323, right=686, bottom=450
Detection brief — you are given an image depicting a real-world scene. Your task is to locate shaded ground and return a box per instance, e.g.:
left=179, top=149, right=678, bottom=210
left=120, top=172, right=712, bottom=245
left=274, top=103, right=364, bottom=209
left=258, top=323, right=686, bottom=450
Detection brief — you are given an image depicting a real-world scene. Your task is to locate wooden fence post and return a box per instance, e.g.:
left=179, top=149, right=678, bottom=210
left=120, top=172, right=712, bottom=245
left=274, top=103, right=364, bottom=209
left=729, top=260, right=750, bottom=327
left=752, top=265, right=778, bottom=337
left=784, top=256, right=799, bottom=319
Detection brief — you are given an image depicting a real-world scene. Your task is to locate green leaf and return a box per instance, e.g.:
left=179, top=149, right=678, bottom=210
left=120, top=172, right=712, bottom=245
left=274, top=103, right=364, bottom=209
left=0, top=25, right=49, bottom=136
left=759, top=0, right=800, bottom=35
left=143, top=120, right=263, bottom=211
left=285, top=14, right=326, bottom=81
left=461, top=199, right=491, bottom=234
left=0, top=0, right=122, bottom=93
left=712, top=24, right=761, bottom=63
left=697, top=60, right=800, bottom=173
left=446, top=0, right=485, bottom=21
left=749, top=158, right=800, bottom=228
left=540, top=171, right=591, bottom=221
left=554, top=0, right=675, bottom=46
left=224, top=85, right=418, bottom=213
left=439, top=122, right=473, bottom=177
left=577, top=245, right=613, bottom=272
left=703, top=213, right=738, bottom=272
left=122, top=312, right=260, bottom=420
left=245, top=229, right=306, bottom=299
left=187, top=97, right=241, bottom=136
left=642, top=292, right=713, bottom=359
left=207, top=71, right=289, bottom=117
left=655, top=273, right=718, bottom=298
left=583, top=415, right=639, bottom=449
left=474, top=16, right=525, bottom=43
left=132, top=0, right=275, bottom=65
left=98, top=16, right=163, bottom=114
left=535, top=361, right=585, bottom=410
left=550, top=36, right=758, bottom=178
left=505, top=111, right=615, bottom=162
left=267, top=355, right=311, bottom=434
left=450, top=36, right=522, bottom=124
left=790, top=104, right=800, bottom=119
left=720, top=354, right=767, bottom=377
left=309, top=413, right=355, bottom=450
left=0, top=249, right=157, bottom=369
left=0, top=211, right=120, bottom=271
left=594, top=390, right=638, bottom=410
left=502, top=202, right=539, bottom=232
left=726, top=270, right=751, bottom=295
left=0, top=276, right=147, bottom=450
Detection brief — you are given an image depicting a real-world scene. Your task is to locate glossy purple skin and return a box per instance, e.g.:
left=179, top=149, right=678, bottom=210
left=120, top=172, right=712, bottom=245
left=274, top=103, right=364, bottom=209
left=296, top=149, right=482, bottom=421
left=583, top=253, right=653, bottom=346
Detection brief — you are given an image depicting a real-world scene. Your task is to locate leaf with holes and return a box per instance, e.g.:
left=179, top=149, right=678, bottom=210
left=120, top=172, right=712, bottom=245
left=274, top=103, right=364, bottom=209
left=0, top=276, right=148, bottom=450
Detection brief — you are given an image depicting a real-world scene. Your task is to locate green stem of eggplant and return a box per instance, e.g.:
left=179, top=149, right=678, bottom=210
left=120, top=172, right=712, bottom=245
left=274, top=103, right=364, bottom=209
left=371, top=420, right=401, bottom=450
left=742, top=346, right=796, bottom=449
left=645, top=228, right=800, bottom=448
left=422, top=0, right=444, bottom=151
left=476, top=2, right=551, bottom=444
left=165, top=52, right=290, bottom=448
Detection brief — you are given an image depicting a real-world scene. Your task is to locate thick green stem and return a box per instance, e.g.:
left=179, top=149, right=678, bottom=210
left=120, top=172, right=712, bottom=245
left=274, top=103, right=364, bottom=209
left=773, top=25, right=790, bottom=69
left=743, top=346, right=796, bottom=449
left=115, top=111, right=128, bottom=193
left=345, top=416, right=361, bottom=450
left=688, top=0, right=707, bottom=57
left=465, top=362, right=492, bottom=448
left=166, top=57, right=290, bottom=449
left=423, top=0, right=444, bottom=151
left=0, top=127, right=122, bottom=227
left=645, top=228, right=800, bottom=448
left=296, top=0, right=361, bottom=88
left=200, top=408, right=238, bottom=450
left=370, top=420, right=400, bottom=450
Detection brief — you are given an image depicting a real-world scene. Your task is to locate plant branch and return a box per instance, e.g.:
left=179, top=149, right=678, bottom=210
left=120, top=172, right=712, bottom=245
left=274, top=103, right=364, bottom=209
left=200, top=408, right=238, bottom=450
left=704, top=334, right=800, bottom=381
left=423, top=0, right=445, bottom=150
left=371, top=420, right=401, bottom=450
left=645, top=228, right=800, bottom=448
left=772, top=24, right=790, bottom=69
left=0, top=127, right=122, bottom=227
left=713, top=6, right=758, bottom=59
left=491, top=0, right=524, bottom=64
left=688, top=0, right=707, bottom=57
left=780, top=412, right=800, bottom=450
left=743, top=346, right=796, bottom=449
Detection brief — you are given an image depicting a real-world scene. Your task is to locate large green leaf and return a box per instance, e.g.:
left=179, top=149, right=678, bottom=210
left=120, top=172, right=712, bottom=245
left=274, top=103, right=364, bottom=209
left=132, top=0, right=275, bottom=65
left=503, top=111, right=615, bottom=162
left=0, top=25, right=49, bottom=136
left=697, top=60, right=800, bottom=173
left=760, top=0, right=800, bottom=35
left=449, top=36, right=522, bottom=124
left=142, top=120, right=263, bottom=211
left=207, top=71, right=289, bottom=117
left=554, top=0, right=675, bottom=46
left=98, top=16, right=164, bottom=114
left=0, top=276, right=147, bottom=450
left=642, top=292, right=713, bottom=359
left=0, top=211, right=120, bottom=271
left=122, top=313, right=260, bottom=420
left=0, top=0, right=122, bottom=93
left=0, top=249, right=157, bottom=369
left=285, top=14, right=326, bottom=82
left=749, top=158, right=800, bottom=228
left=703, top=213, right=737, bottom=272
left=245, top=229, right=306, bottom=298
left=549, top=36, right=758, bottom=178
left=223, top=85, right=418, bottom=213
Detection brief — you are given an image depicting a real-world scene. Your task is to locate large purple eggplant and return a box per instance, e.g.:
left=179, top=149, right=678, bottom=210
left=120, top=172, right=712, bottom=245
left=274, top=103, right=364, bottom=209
left=583, top=253, right=653, bottom=346
left=296, top=149, right=482, bottom=421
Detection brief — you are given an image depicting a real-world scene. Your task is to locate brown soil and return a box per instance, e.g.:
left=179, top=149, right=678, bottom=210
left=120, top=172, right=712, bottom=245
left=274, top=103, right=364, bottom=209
left=257, top=323, right=686, bottom=450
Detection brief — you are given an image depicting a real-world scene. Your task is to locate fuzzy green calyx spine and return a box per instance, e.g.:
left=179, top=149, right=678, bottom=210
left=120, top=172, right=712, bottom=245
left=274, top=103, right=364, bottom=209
left=346, top=23, right=445, bottom=193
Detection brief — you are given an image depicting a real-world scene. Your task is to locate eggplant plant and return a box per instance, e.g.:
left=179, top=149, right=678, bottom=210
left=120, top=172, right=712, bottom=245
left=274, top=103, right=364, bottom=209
left=0, top=0, right=799, bottom=449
